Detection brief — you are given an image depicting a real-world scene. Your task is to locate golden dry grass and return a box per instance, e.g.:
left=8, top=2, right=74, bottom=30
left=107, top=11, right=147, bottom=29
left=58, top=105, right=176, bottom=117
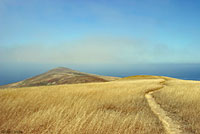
left=153, top=79, right=200, bottom=134
left=119, top=75, right=177, bottom=81
left=0, top=79, right=165, bottom=134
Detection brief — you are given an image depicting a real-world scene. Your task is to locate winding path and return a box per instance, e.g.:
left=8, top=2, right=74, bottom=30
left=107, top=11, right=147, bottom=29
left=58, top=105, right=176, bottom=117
left=145, top=80, right=183, bottom=134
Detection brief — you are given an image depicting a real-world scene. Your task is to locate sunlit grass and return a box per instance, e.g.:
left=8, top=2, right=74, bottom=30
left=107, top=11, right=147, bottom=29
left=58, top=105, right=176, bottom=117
left=0, top=80, right=164, bottom=134
left=153, top=79, right=200, bottom=134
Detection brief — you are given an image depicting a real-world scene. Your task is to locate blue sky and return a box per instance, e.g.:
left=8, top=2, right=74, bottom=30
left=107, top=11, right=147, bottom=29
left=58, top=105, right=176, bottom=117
left=1, top=0, right=200, bottom=65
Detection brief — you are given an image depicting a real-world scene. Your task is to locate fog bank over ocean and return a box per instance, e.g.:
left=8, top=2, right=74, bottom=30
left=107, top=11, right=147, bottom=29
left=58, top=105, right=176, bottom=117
left=0, top=63, right=200, bottom=86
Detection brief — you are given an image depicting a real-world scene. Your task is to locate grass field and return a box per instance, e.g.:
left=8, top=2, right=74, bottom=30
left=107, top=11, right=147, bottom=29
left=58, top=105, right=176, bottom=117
left=0, top=79, right=164, bottom=134
left=1, top=76, right=200, bottom=134
left=153, top=79, right=200, bottom=134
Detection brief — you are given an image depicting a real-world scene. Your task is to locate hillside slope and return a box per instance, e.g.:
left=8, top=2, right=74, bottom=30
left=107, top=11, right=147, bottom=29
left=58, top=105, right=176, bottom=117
left=119, top=75, right=178, bottom=81
left=0, top=67, right=119, bottom=88
left=0, top=79, right=165, bottom=134
left=0, top=75, right=199, bottom=133
left=153, top=79, right=200, bottom=133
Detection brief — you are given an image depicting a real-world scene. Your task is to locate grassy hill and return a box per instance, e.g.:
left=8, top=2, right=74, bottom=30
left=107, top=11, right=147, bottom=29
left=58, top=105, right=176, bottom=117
left=0, top=75, right=199, bottom=134
left=0, top=67, right=119, bottom=88
left=119, top=75, right=177, bottom=81
left=153, top=79, right=200, bottom=133
left=0, top=79, right=165, bottom=134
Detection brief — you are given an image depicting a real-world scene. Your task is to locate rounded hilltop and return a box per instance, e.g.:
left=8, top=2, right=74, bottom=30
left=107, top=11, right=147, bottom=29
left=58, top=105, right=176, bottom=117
left=120, top=75, right=178, bottom=81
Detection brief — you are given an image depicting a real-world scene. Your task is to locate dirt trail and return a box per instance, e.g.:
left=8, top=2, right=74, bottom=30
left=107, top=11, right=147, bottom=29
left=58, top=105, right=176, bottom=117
left=145, top=80, right=183, bottom=134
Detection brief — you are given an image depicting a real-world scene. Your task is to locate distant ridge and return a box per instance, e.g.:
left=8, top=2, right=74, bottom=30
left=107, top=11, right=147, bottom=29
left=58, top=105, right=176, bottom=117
left=0, top=67, right=120, bottom=88
left=120, top=75, right=178, bottom=80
